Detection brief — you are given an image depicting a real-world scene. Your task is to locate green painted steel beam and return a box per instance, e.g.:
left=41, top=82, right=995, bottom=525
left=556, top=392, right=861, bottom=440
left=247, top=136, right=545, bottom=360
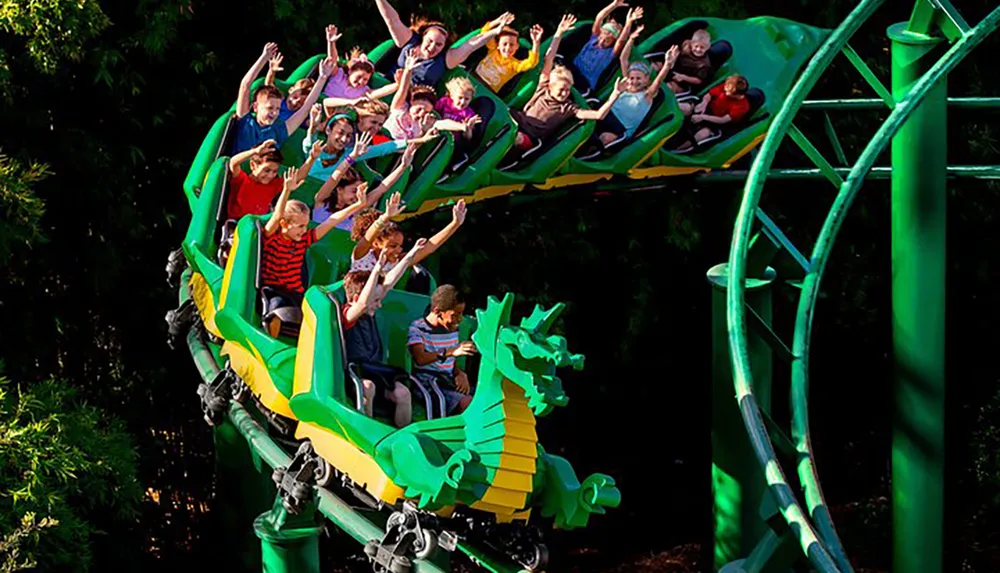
left=726, top=1, right=889, bottom=571
left=801, top=96, right=1000, bottom=109
left=691, top=165, right=1000, bottom=182
left=821, top=112, right=850, bottom=165
left=788, top=124, right=845, bottom=188
left=782, top=7, right=1000, bottom=573
left=908, top=0, right=970, bottom=40
left=840, top=44, right=895, bottom=108
left=888, top=16, right=947, bottom=573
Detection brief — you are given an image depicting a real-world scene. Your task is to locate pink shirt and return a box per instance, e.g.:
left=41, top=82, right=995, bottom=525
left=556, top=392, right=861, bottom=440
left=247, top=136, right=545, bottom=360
left=434, top=96, right=476, bottom=122
left=323, top=67, right=370, bottom=99
left=386, top=107, right=422, bottom=140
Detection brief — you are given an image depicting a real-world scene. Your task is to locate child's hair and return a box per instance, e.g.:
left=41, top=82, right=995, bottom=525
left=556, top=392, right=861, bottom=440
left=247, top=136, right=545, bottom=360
left=254, top=85, right=284, bottom=102
left=410, top=15, right=456, bottom=44
left=346, top=47, right=376, bottom=75
left=409, top=84, right=438, bottom=106
left=628, top=61, right=651, bottom=77
left=445, top=76, right=474, bottom=97
left=290, top=78, right=315, bottom=95
left=251, top=149, right=284, bottom=166
left=343, top=270, right=372, bottom=301
left=682, top=30, right=712, bottom=55
left=326, top=113, right=355, bottom=131
left=283, top=200, right=310, bottom=218
left=351, top=208, right=402, bottom=244
left=498, top=25, right=520, bottom=39
left=430, top=284, right=464, bottom=312
left=724, top=74, right=749, bottom=95
left=355, top=98, right=390, bottom=119
left=549, top=65, right=574, bottom=85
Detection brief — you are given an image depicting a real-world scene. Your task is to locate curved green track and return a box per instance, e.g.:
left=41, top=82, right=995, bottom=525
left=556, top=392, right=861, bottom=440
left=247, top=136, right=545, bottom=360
left=725, top=1, right=1000, bottom=572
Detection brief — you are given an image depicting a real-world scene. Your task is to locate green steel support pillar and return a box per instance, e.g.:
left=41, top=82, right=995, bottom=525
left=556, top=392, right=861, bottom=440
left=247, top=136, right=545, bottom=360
left=707, top=263, right=775, bottom=571
left=888, top=18, right=947, bottom=573
left=213, top=417, right=278, bottom=572
left=254, top=492, right=324, bottom=573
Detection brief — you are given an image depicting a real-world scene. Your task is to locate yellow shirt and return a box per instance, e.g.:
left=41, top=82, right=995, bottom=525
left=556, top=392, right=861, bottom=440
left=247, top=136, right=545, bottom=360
left=474, top=24, right=540, bottom=92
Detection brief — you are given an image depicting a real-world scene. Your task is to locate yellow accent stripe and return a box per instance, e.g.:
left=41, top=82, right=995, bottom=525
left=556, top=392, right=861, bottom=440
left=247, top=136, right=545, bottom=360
left=722, top=132, right=767, bottom=169
left=218, top=227, right=240, bottom=309
left=222, top=340, right=295, bottom=419
left=188, top=272, right=223, bottom=338
left=293, top=301, right=318, bottom=396
left=628, top=164, right=711, bottom=179
left=535, top=172, right=611, bottom=190
left=295, top=423, right=406, bottom=505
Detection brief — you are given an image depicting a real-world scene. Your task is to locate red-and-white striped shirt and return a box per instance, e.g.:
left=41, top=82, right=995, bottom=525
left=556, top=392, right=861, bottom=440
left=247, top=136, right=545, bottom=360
left=261, top=229, right=316, bottom=294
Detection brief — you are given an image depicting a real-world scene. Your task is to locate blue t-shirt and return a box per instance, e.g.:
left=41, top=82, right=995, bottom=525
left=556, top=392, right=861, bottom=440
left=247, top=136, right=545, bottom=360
left=232, top=113, right=289, bottom=155
left=611, top=91, right=652, bottom=139
left=572, top=35, right=615, bottom=91
left=301, top=132, right=407, bottom=180
left=391, top=35, right=449, bottom=87
left=278, top=100, right=294, bottom=122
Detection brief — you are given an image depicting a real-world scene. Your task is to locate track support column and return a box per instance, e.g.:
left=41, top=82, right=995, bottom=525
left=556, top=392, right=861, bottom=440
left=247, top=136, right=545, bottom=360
left=888, top=17, right=947, bottom=573
left=254, top=491, right=324, bottom=573
left=708, top=263, right=775, bottom=571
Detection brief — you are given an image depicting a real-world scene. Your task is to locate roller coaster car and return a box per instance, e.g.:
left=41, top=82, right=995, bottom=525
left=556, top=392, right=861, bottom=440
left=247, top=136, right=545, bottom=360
left=288, top=288, right=621, bottom=570
left=488, top=87, right=596, bottom=187
left=629, top=16, right=828, bottom=176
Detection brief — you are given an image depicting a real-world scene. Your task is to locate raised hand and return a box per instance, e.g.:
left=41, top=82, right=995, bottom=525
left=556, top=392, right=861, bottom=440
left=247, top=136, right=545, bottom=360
left=626, top=6, right=644, bottom=23
left=530, top=24, right=544, bottom=43
left=283, top=167, right=302, bottom=191
left=351, top=130, right=373, bottom=157
left=404, top=52, right=420, bottom=70
left=354, top=182, right=369, bottom=205
left=404, top=237, right=428, bottom=260
left=310, top=103, right=323, bottom=126
left=612, top=76, right=626, bottom=95
left=665, top=44, right=680, bottom=67
left=319, top=56, right=336, bottom=78
left=385, top=192, right=405, bottom=217
left=254, top=139, right=278, bottom=155
left=610, top=0, right=629, bottom=9
left=557, top=14, right=577, bottom=35
left=326, top=24, right=342, bottom=44
left=269, top=53, right=284, bottom=74
left=262, top=42, right=279, bottom=60
left=402, top=142, right=419, bottom=165
left=629, top=24, right=645, bottom=41
left=452, top=199, right=467, bottom=225
left=309, top=139, right=324, bottom=159
left=463, top=115, right=482, bottom=129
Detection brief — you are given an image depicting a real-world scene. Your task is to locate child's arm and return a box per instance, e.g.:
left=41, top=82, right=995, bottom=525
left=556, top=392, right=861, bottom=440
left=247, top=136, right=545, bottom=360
left=264, top=168, right=301, bottom=236
left=369, top=142, right=418, bottom=205
left=542, top=14, right=577, bottom=79
left=614, top=7, right=642, bottom=57
left=646, top=45, right=678, bottom=100
left=265, top=53, right=283, bottom=87
left=373, top=0, right=414, bottom=48
left=237, top=43, right=278, bottom=119
left=344, top=253, right=388, bottom=324
left=296, top=139, right=325, bottom=185
left=515, top=25, right=544, bottom=72
left=315, top=184, right=369, bottom=240
left=432, top=118, right=474, bottom=133
left=408, top=200, right=467, bottom=266
left=409, top=323, right=476, bottom=366
left=229, top=139, right=277, bottom=176
left=694, top=92, right=711, bottom=114
left=382, top=237, right=427, bottom=292
left=314, top=133, right=372, bottom=209
left=326, top=25, right=341, bottom=61
left=366, top=82, right=399, bottom=101
left=592, top=0, right=625, bottom=37
left=619, top=25, right=642, bottom=77
left=446, top=12, right=514, bottom=69
left=352, top=192, right=405, bottom=261
left=390, top=54, right=417, bottom=112
left=576, top=76, right=624, bottom=120
left=285, top=57, right=336, bottom=133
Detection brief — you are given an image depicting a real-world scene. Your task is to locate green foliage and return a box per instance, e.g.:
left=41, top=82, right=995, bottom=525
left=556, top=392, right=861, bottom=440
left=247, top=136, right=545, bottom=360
left=0, top=0, right=111, bottom=99
left=0, top=154, right=49, bottom=270
left=0, top=367, right=141, bottom=572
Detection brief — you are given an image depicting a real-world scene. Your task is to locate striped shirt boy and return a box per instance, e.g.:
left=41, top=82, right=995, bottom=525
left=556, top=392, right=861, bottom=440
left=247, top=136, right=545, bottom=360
left=261, top=228, right=316, bottom=294
left=407, top=317, right=458, bottom=382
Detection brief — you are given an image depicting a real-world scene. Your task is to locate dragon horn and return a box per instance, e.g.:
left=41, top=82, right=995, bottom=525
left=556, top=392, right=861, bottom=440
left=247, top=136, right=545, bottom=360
left=520, top=301, right=566, bottom=334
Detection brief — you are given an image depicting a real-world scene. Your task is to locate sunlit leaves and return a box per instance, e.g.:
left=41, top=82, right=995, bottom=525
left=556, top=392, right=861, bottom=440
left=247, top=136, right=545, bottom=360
left=0, top=154, right=49, bottom=269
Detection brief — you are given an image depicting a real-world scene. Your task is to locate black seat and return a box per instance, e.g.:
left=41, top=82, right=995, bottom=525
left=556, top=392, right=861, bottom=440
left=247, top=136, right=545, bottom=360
left=497, top=116, right=586, bottom=172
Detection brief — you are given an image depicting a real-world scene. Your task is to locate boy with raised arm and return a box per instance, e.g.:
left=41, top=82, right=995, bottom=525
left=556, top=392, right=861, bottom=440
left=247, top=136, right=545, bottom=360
left=232, top=43, right=335, bottom=155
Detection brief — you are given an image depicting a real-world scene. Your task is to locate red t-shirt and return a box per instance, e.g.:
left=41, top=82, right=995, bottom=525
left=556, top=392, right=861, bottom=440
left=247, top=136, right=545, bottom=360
left=371, top=133, right=392, bottom=145
left=260, top=228, right=316, bottom=294
left=227, top=170, right=284, bottom=220
left=707, top=84, right=751, bottom=123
